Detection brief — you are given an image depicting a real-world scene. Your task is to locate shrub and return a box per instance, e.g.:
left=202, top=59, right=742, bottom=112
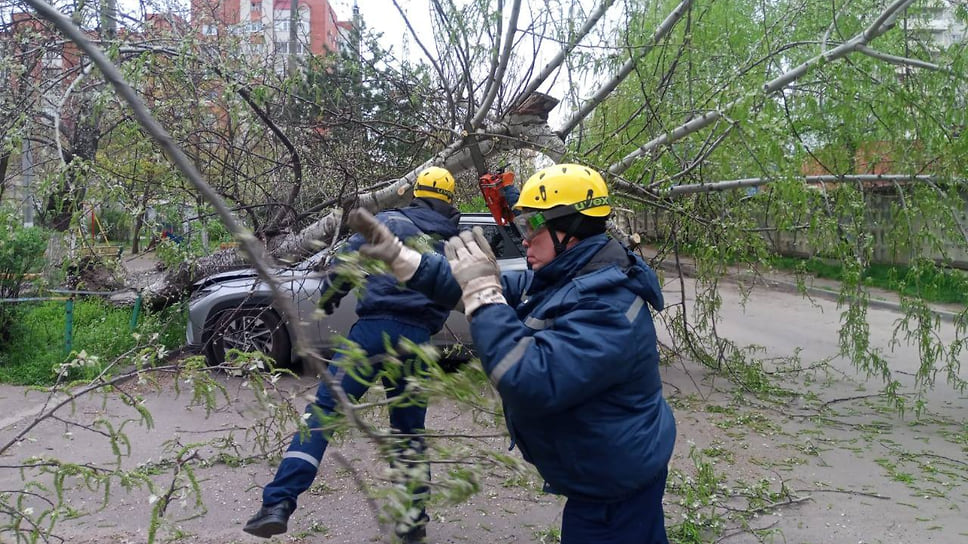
left=97, top=206, right=133, bottom=244
left=0, top=213, right=48, bottom=299
left=0, top=297, right=185, bottom=385
left=0, top=210, right=50, bottom=344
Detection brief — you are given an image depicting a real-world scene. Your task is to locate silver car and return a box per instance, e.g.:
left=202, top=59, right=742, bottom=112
left=185, top=213, right=526, bottom=368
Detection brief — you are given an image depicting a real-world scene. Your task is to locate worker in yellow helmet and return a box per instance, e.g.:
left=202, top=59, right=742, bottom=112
left=245, top=166, right=459, bottom=544
left=511, top=162, right=611, bottom=268
left=348, top=163, right=675, bottom=543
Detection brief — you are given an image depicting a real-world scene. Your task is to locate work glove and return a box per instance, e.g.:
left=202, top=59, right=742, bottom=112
left=346, top=208, right=422, bottom=281
left=445, top=227, right=506, bottom=318
left=318, top=276, right=345, bottom=315
left=320, top=299, right=337, bottom=315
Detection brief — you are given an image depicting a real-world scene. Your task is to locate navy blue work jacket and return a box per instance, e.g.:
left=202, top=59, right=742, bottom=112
left=409, top=233, right=676, bottom=501
left=335, top=198, right=460, bottom=332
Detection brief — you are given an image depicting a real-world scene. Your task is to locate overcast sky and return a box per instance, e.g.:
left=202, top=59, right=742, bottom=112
left=327, top=0, right=591, bottom=126
left=330, top=0, right=434, bottom=61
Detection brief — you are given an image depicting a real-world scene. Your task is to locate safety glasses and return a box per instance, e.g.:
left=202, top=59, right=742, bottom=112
left=514, top=197, right=610, bottom=241
left=513, top=211, right=548, bottom=241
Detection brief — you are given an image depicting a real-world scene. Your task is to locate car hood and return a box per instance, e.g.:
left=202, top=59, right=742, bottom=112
left=191, top=266, right=314, bottom=291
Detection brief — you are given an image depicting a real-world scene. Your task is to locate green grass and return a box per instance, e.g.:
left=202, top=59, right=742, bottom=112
left=771, top=256, right=968, bottom=305
left=0, top=298, right=185, bottom=385
left=458, top=194, right=489, bottom=214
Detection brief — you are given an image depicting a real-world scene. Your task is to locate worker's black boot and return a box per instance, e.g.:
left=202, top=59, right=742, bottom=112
left=396, top=523, right=427, bottom=544
left=243, top=499, right=295, bottom=538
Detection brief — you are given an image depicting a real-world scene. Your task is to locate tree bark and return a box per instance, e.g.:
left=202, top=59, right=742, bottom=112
left=0, top=152, right=8, bottom=201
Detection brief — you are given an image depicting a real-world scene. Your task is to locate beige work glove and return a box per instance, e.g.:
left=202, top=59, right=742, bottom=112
left=445, top=227, right=506, bottom=318
left=346, top=208, right=422, bottom=281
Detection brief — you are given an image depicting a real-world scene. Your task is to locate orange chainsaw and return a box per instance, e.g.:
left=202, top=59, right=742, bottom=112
left=477, top=166, right=523, bottom=257
left=464, top=128, right=523, bottom=256
left=478, top=168, right=516, bottom=227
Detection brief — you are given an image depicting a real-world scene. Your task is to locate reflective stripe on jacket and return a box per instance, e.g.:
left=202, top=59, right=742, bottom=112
left=409, top=234, right=676, bottom=501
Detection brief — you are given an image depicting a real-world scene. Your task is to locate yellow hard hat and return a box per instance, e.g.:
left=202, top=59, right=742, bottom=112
left=515, top=163, right=610, bottom=217
left=413, top=166, right=456, bottom=203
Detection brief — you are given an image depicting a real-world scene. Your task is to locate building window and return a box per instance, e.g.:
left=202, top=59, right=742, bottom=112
left=251, top=2, right=261, bottom=11
left=201, top=24, right=217, bottom=36
left=274, top=41, right=307, bottom=55
left=42, top=48, right=62, bottom=69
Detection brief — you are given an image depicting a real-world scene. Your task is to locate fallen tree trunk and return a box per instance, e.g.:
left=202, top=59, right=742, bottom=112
left=145, top=93, right=566, bottom=307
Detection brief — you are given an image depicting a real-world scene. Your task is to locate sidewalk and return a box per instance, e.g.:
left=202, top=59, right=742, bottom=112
left=638, top=246, right=966, bottom=322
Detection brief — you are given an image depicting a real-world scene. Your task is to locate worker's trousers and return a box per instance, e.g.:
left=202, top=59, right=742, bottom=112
left=561, top=468, right=669, bottom=544
left=261, top=318, right=431, bottom=527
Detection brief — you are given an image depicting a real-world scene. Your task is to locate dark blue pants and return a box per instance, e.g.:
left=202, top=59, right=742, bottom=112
left=262, top=319, right=431, bottom=516
left=561, top=469, right=669, bottom=544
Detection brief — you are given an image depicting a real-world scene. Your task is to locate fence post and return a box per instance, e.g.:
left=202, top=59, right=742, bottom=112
left=64, top=297, right=74, bottom=356
left=129, top=291, right=142, bottom=332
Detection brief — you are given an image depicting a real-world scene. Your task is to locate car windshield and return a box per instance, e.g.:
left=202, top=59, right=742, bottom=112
left=469, top=223, right=525, bottom=259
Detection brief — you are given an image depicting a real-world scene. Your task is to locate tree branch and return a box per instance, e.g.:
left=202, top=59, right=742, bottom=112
left=518, top=0, right=618, bottom=110
left=855, top=44, right=948, bottom=72
left=472, top=0, right=521, bottom=128
left=607, top=0, right=919, bottom=178
left=666, top=173, right=940, bottom=196
left=558, top=0, right=691, bottom=137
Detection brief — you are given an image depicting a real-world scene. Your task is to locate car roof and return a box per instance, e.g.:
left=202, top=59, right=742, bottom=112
left=298, top=213, right=499, bottom=269
left=458, top=213, right=496, bottom=222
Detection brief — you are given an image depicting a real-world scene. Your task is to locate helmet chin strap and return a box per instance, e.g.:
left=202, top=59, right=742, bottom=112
left=551, top=215, right=585, bottom=256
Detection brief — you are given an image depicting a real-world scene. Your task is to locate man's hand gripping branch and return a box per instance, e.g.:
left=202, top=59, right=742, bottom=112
left=348, top=208, right=506, bottom=318
left=346, top=208, right=422, bottom=281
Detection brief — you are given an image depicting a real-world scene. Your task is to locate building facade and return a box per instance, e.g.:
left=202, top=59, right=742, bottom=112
left=914, top=1, right=967, bottom=50
left=190, top=0, right=350, bottom=72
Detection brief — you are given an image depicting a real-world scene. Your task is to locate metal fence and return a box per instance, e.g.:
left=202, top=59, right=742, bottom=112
left=0, top=289, right=143, bottom=356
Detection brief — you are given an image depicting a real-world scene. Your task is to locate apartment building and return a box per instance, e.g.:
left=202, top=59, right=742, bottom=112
left=190, top=0, right=351, bottom=72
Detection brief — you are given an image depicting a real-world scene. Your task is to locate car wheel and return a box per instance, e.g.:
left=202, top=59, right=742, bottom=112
left=205, top=307, right=292, bottom=368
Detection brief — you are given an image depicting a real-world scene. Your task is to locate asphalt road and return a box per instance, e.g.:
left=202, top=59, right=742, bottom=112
left=1, top=273, right=965, bottom=543
left=658, top=274, right=967, bottom=544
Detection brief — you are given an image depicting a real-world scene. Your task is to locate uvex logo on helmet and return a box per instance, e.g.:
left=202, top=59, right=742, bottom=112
left=574, top=195, right=609, bottom=212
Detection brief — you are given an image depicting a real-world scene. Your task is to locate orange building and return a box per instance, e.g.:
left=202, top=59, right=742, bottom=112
left=190, top=0, right=351, bottom=71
